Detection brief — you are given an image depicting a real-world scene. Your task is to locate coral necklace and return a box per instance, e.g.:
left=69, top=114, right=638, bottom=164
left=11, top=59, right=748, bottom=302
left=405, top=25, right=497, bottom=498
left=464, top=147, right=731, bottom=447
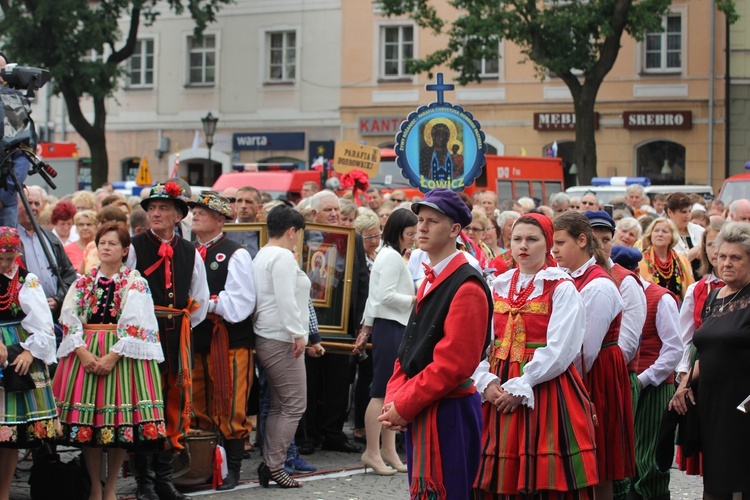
left=507, top=268, right=539, bottom=308
left=0, top=269, right=20, bottom=311
left=652, top=249, right=675, bottom=280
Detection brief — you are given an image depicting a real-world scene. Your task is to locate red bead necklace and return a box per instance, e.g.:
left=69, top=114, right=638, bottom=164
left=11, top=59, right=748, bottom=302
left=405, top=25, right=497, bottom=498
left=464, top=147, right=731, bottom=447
left=507, top=268, right=538, bottom=308
left=652, top=250, right=675, bottom=280
left=0, top=269, right=20, bottom=311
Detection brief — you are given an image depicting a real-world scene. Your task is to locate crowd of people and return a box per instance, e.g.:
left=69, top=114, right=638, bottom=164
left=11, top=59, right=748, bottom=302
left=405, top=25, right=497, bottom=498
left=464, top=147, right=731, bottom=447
left=0, top=178, right=748, bottom=500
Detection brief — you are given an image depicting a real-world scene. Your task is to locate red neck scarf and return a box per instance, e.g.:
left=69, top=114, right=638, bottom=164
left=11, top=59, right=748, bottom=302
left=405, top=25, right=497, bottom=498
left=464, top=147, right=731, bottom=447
left=144, top=237, right=175, bottom=288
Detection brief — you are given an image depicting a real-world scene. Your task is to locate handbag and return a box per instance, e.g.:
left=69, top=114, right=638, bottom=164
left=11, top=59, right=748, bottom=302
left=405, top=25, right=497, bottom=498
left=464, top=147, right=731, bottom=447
left=2, top=344, right=35, bottom=393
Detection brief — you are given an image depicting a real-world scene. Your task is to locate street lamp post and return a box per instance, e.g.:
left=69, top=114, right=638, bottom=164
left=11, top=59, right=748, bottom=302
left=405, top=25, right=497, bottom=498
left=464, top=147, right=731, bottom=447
left=201, top=111, right=218, bottom=162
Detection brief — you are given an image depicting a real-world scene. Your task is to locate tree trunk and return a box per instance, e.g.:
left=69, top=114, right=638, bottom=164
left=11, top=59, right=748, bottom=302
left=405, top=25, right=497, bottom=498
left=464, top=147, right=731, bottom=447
left=573, top=82, right=600, bottom=185
left=62, top=86, right=109, bottom=189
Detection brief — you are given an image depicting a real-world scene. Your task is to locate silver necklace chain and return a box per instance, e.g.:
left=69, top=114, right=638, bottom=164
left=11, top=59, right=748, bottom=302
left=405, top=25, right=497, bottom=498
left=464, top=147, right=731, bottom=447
left=719, top=283, right=749, bottom=312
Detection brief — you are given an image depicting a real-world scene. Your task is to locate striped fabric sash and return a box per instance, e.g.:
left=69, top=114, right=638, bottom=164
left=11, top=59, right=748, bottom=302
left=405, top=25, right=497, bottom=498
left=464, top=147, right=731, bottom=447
left=490, top=337, right=547, bottom=369
left=154, top=298, right=199, bottom=426
left=206, top=313, right=232, bottom=417
left=410, top=401, right=446, bottom=500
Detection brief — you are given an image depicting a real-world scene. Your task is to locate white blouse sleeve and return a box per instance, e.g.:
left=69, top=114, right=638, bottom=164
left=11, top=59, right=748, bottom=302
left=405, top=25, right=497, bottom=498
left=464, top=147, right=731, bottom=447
left=214, top=249, right=255, bottom=323
left=471, top=343, right=497, bottom=400
left=501, top=280, right=587, bottom=408
left=188, top=249, right=210, bottom=327
left=578, top=278, right=623, bottom=373
left=57, top=278, right=87, bottom=358
left=676, top=282, right=698, bottom=374
left=18, top=273, right=57, bottom=364
left=110, top=275, right=164, bottom=362
left=618, top=275, right=647, bottom=363
left=638, top=293, right=683, bottom=388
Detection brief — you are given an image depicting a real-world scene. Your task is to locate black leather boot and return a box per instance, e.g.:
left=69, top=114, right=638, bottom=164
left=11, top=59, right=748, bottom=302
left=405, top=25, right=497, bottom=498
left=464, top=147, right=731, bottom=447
left=217, top=439, right=245, bottom=491
left=153, top=450, right=190, bottom=500
left=132, top=452, right=159, bottom=500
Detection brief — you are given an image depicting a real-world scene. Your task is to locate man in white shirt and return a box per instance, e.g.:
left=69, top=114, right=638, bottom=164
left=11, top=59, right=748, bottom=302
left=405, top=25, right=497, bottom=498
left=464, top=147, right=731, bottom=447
left=188, top=191, right=255, bottom=491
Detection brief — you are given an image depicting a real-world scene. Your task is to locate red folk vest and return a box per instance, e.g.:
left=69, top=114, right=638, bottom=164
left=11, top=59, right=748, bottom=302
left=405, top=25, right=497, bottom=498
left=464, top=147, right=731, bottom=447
left=638, top=284, right=677, bottom=383
left=574, top=264, right=622, bottom=346
left=493, top=278, right=562, bottom=346
left=692, top=276, right=724, bottom=329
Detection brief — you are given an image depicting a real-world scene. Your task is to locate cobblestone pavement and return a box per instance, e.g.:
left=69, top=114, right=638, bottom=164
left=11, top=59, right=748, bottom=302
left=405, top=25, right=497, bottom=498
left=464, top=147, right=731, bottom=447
left=9, top=444, right=706, bottom=499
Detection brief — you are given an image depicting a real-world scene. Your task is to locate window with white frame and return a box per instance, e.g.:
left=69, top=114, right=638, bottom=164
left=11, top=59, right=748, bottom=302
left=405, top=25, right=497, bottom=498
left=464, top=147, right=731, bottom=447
left=129, top=39, right=154, bottom=88
left=474, top=39, right=500, bottom=78
left=188, top=34, right=216, bottom=85
left=381, top=25, right=414, bottom=78
left=267, top=31, right=296, bottom=82
left=644, top=14, right=682, bottom=72
left=85, top=49, right=105, bottom=64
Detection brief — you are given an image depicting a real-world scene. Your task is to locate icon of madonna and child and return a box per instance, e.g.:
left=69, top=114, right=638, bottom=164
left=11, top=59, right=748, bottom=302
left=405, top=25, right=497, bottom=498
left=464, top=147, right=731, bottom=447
left=419, top=118, right=465, bottom=183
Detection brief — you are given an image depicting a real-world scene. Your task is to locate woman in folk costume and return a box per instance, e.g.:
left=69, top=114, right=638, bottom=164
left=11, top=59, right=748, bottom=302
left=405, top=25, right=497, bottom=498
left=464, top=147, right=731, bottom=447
left=472, top=213, right=599, bottom=499
left=0, top=227, right=60, bottom=500
left=54, top=222, right=166, bottom=500
left=551, top=211, right=635, bottom=499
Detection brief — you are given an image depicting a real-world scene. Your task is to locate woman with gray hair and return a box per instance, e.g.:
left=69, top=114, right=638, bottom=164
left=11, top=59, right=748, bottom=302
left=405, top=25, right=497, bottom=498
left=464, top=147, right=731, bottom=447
left=614, top=217, right=643, bottom=247
left=354, top=209, right=382, bottom=270
left=669, top=222, right=750, bottom=498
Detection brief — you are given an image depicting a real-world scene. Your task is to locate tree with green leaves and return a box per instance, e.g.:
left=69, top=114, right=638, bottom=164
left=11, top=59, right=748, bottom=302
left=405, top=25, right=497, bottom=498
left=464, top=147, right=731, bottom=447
left=0, top=0, right=231, bottom=188
left=381, top=0, right=738, bottom=184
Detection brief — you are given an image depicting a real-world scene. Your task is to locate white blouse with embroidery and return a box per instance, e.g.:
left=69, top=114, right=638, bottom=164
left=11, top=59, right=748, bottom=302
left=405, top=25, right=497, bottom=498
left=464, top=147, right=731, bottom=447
left=14, top=270, right=57, bottom=365
left=471, top=267, right=586, bottom=409
left=57, top=268, right=163, bottom=362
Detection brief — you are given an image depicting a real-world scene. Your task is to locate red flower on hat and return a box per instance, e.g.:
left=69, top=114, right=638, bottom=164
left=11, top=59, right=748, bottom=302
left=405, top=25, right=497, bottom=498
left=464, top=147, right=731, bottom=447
left=164, top=182, right=182, bottom=198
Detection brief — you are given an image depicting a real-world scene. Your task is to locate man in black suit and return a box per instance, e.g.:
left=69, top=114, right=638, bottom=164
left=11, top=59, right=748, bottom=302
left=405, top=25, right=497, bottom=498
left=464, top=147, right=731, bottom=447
left=299, top=190, right=369, bottom=454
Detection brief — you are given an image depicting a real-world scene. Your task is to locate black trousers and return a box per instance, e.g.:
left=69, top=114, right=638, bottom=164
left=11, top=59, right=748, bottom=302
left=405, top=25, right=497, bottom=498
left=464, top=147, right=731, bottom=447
left=302, top=353, right=352, bottom=445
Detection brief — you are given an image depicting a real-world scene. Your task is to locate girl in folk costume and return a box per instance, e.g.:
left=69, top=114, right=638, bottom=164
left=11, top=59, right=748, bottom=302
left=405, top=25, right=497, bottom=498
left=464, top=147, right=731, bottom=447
left=638, top=217, right=695, bottom=304
left=54, top=223, right=166, bottom=500
left=551, top=211, right=635, bottom=499
left=670, top=220, right=724, bottom=476
left=0, top=227, right=60, bottom=500
left=472, top=213, right=599, bottom=499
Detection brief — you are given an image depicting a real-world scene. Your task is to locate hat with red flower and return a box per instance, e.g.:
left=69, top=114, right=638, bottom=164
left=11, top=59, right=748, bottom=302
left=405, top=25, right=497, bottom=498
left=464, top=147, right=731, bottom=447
left=0, top=227, right=21, bottom=253
left=187, top=191, right=234, bottom=220
left=140, top=181, right=189, bottom=217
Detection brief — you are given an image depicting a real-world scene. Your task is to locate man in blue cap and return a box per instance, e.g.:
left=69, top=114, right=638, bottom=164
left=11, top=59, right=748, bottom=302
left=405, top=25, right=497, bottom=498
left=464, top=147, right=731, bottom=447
left=379, top=188, right=492, bottom=499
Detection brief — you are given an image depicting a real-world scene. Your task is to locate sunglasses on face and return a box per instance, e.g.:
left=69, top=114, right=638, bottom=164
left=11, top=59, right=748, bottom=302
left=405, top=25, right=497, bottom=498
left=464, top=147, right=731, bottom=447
left=391, top=198, right=405, bottom=202
left=225, top=197, right=237, bottom=203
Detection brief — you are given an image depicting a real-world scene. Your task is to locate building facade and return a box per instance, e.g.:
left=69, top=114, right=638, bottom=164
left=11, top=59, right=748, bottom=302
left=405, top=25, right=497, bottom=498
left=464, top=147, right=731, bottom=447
left=728, top=0, right=750, bottom=176
left=35, top=0, right=731, bottom=193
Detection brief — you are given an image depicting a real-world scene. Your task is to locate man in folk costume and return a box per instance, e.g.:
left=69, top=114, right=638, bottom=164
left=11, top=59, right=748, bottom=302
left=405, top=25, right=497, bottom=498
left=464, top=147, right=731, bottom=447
left=126, top=182, right=209, bottom=500
left=188, top=191, right=256, bottom=491
left=379, top=188, right=492, bottom=499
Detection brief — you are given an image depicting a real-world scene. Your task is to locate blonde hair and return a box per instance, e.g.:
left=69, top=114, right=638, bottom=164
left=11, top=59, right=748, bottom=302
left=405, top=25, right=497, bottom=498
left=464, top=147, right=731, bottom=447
left=642, top=217, right=680, bottom=250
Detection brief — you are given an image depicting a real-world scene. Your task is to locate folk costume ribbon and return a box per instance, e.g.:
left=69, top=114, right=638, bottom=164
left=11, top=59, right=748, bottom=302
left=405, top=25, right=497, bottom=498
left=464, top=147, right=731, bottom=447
left=422, top=263, right=436, bottom=283
left=144, top=241, right=174, bottom=288
left=491, top=299, right=549, bottom=367
left=409, top=401, right=447, bottom=500
left=154, top=297, right=199, bottom=426
left=206, top=312, right=232, bottom=418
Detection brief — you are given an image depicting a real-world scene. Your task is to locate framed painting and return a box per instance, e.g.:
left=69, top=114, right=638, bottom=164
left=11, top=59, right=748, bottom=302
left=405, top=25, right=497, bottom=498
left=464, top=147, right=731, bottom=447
left=222, top=222, right=268, bottom=259
left=297, top=223, right=355, bottom=339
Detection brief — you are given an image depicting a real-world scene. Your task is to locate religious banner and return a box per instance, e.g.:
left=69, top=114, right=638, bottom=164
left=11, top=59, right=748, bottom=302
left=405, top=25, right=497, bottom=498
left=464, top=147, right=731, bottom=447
left=395, top=74, right=487, bottom=192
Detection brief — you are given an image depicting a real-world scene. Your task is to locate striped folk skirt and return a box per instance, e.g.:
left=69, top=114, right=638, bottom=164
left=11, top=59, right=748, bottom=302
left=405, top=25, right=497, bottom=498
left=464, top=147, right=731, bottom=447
left=0, top=319, right=61, bottom=448
left=53, top=324, right=166, bottom=449
left=587, top=343, right=636, bottom=482
left=474, top=346, right=599, bottom=497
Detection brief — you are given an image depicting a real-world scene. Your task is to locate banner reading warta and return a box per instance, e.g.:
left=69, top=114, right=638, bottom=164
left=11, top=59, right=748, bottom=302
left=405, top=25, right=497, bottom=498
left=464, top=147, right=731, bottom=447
left=333, top=141, right=380, bottom=177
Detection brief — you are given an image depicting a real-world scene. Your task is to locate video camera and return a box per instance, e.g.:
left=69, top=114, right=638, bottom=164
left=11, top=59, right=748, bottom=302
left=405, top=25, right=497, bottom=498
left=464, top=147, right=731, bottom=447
left=0, top=63, right=56, bottom=189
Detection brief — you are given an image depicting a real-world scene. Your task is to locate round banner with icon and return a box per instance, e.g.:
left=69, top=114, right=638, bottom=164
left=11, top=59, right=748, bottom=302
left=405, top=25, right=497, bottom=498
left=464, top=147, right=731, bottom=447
left=394, top=75, right=487, bottom=192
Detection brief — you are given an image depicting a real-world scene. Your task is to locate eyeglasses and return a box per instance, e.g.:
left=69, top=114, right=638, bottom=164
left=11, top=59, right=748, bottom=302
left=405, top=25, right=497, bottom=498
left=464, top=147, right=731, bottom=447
left=391, top=197, right=406, bottom=202
left=405, top=231, right=417, bottom=237
left=362, top=233, right=382, bottom=241
left=225, top=197, right=237, bottom=203
left=465, top=226, right=485, bottom=233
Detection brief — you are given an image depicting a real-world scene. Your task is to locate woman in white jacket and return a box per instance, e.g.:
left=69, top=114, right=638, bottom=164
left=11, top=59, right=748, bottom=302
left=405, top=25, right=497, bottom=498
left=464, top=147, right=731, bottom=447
left=353, top=208, right=417, bottom=475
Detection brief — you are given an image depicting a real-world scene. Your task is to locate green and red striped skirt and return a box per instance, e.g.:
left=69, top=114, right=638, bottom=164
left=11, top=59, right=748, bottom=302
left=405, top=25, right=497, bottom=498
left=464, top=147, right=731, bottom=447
left=53, top=324, right=166, bottom=449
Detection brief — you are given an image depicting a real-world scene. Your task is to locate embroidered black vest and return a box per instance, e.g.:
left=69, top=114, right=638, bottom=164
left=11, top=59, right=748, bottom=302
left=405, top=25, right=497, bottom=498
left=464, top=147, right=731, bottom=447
left=193, top=236, right=254, bottom=353
left=0, top=268, right=28, bottom=321
left=132, top=231, right=195, bottom=372
left=397, top=263, right=492, bottom=378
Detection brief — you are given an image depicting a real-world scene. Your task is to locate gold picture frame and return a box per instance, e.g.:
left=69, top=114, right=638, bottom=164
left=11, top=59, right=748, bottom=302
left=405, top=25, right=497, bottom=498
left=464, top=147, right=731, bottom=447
left=222, top=222, right=268, bottom=259
left=297, top=223, right=355, bottom=338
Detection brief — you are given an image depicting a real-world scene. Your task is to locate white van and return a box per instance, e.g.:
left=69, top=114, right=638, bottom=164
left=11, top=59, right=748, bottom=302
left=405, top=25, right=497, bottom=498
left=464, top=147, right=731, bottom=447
left=565, top=177, right=713, bottom=204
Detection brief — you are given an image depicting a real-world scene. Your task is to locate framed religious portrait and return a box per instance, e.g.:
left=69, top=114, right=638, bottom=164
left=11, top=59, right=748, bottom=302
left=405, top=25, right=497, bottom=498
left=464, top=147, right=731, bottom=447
left=222, top=222, right=268, bottom=259
left=296, top=223, right=355, bottom=339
